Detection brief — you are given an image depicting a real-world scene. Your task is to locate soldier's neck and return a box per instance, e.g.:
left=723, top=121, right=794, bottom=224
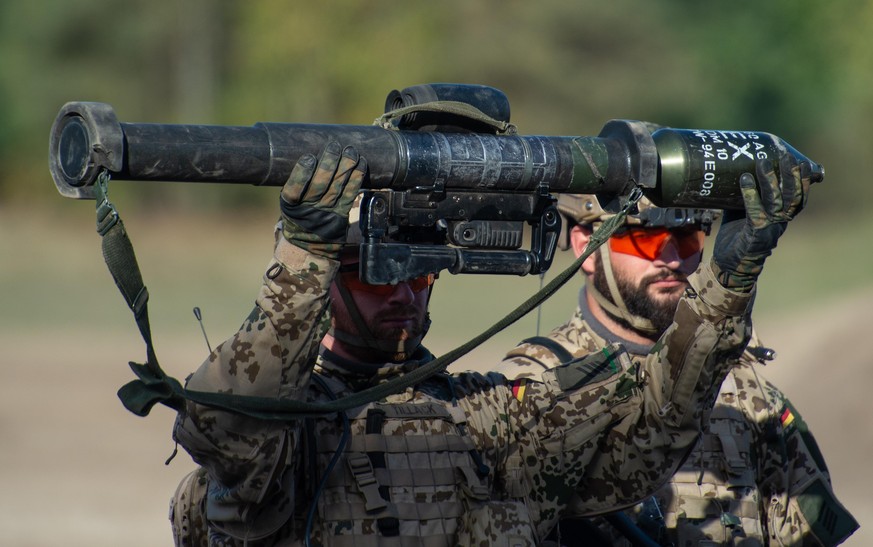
left=321, top=333, right=392, bottom=364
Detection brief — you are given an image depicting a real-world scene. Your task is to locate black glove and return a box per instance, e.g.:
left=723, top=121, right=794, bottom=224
left=280, top=141, right=367, bottom=259
left=712, top=152, right=810, bottom=292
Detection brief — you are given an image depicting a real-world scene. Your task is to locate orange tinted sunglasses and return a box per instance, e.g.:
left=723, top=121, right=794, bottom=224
left=609, top=227, right=704, bottom=261
left=339, top=264, right=435, bottom=296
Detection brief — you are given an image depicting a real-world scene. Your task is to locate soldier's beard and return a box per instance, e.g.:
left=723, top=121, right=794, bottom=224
left=366, top=306, right=428, bottom=342
left=593, top=259, right=687, bottom=337
left=332, top=304, right=428, bottom=361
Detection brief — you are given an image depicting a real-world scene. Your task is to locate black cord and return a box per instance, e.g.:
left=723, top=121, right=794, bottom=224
left=304, top=374, right=351, bottom=547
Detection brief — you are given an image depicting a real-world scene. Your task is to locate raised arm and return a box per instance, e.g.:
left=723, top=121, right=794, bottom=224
left=172, top=142, right=366, bottom=539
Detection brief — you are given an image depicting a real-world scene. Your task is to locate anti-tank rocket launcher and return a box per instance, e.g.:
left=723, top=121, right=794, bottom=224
left=49, top=84, right=823, bottom=285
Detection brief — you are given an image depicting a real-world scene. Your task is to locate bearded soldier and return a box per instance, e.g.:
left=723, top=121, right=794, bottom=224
left=497, top=162, right=858, bottom=545
left=170, top=140, right=809, bottom=546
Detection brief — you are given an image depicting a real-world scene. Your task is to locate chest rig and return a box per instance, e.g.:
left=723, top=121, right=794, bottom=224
left=644, top=366, right=765, bottom=546
left=303, top=371, right=492, bottom=547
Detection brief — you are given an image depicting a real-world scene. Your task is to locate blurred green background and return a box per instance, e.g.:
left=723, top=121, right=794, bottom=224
left=9, top=0, right=873, bottom=213
left=2, top=1, right=872, bottom=545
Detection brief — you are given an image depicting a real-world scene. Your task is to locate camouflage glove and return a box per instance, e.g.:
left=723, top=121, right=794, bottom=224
left=712, top=152, right=810, bottom=292
left=280, top=141, right=367, bottom=259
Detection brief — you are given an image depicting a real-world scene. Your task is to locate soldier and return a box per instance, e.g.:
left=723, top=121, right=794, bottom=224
left=169, top=140, right=805, bottom=546
left=497, top=160, right=858, bottom=545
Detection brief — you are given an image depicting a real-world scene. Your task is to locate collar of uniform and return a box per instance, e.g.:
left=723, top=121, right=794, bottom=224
left=577, top=286, right=654, bottom=357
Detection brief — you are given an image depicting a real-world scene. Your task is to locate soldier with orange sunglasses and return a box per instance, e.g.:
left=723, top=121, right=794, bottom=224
left=498, top=187, right=857, bottom=546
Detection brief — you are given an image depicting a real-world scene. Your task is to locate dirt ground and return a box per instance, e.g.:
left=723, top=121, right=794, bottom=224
left=2, top=287, right=870, bottom=546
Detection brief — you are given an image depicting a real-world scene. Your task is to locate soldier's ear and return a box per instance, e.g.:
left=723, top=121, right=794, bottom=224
left=569, top=224, right=598, bottom=275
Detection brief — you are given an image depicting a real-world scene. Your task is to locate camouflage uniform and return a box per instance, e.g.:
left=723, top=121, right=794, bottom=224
left=170, top=236, right=754, bottom=546
left=497, top=286, right=858, bottom=546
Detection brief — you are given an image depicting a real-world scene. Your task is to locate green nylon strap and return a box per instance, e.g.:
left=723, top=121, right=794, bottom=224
left=103, top=168, right=642, bottom=419
left=93, top=172, right=183, bottom=413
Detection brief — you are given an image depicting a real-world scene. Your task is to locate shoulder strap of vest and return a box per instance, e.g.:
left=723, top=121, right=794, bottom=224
left=519, top=335, right=575, bottom=365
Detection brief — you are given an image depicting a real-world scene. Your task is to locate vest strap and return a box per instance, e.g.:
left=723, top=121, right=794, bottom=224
left=326, top=466, right=461, bottom=489
left=346, top=453, right=388, bottom=512
left=520, top=335, right=575, bottom=364
left=321, top=500, right=466, bottom=522
left=710, top=422, right=747, bottom=474
left=320, top=434, right=477, bottom=454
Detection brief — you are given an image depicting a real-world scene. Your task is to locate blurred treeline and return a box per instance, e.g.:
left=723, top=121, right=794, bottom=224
left=4, top=0, right=872, bottom=215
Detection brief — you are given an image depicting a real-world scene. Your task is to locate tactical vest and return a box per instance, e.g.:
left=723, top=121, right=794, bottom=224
left=629, top=369, right=766, bottom=546
left=306, top=371, right=537, bottom=547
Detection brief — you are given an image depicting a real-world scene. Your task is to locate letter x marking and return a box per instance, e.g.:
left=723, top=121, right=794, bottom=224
left=729, top=141, right=754, bottom=161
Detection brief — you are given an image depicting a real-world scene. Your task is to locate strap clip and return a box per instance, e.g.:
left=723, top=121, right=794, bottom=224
left=95, top=171, right=119, bottom=236
left=347, top=453, right=388, bottom=512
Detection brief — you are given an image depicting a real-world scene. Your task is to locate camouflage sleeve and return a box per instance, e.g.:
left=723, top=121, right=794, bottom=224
left=489, top=262, right=756, bottom=530
left=172, top=236, right=337, bottom=538
left=750, top=374, right=859, bottom=546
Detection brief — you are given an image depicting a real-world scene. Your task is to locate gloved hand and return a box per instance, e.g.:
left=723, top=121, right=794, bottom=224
left=712, top=152, right=811, bottom=292
left=280, top=140, right=367, bottom=259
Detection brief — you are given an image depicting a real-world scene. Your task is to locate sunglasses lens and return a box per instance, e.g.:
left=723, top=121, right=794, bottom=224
left=340, top=272, right=390, bottom=295
left=609, top=228, right=702, bottom=260
left=675, top=230, right=705, bottom=258
left=407, top=274, right=436, bottom=293
left=340, top=269, right=434, bottom=295
left=609, top=229, right=665, bottom=260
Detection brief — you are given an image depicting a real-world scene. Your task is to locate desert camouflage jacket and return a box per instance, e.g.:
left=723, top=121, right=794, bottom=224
left=172, top=238, right=755, bottom=546
left=497, top=286, right=858, bottom=546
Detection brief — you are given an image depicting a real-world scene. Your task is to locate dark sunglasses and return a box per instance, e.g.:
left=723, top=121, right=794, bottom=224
left=338, top=263, right=435, bottom=296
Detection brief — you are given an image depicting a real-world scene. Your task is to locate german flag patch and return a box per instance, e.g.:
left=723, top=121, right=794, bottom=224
left=512, top=378, right=528, bottom=402
left=780, top=405, right=796, bottom=429
left=779, top=400, right=805, bottom=434
left=780, top=399, right=830, bottom=473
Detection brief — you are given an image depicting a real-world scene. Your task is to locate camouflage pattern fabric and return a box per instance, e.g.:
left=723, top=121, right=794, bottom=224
left=171, top=467, right=209, bottom=547
left=171, top=237, right=754, bottom=546
left=497, top=287, right=858, bottom=546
